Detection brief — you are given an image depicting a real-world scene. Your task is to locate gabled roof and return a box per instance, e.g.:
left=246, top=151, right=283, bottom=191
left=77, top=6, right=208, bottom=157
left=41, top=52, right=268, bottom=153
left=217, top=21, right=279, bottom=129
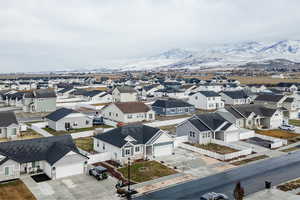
left=0, top=111, right=18, bottom=127
left=83, top=90, right=103, bottom=97
left=254, top=94, right=285, bottom=102
left=276, top=82, right=298, bottom=87
left=94, top=124, right=160, bottom=148
left=46, top=108, right=79, bottom=121
left=194, top=113, right=228, bottom=131
left=283, top=97, right=294, bottom=103
left=0, top=135, right=83, bottom=165
left=115, top=86, right=137, bottom=93
left=225, top=104, right=277, bottom=118
left=221, top=90, right=249, bottom=99
left=113, top=102, right=150, bottom=113
left=152, top=99, right=193, bottom=108
left=58, top=87, right=74, bottom=93
left=24, top=89, right=56, bottom=98
left=198, top=91, right=220, bottom=97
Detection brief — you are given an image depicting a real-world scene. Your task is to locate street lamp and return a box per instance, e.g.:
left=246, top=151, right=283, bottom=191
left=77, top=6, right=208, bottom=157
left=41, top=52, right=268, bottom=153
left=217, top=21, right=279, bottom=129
left=127, top=157, right=131, bottom=192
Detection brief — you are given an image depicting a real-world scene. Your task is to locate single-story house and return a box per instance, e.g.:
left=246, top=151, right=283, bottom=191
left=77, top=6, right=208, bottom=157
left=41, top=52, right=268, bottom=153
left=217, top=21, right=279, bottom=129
left=151, top=99, right=195, bottom=116
left=46, top=108, right=93, bottom=131
left=101, top=102, right=155, bottom=123
left=188, top=91, right=224, bottom=110
left=0, top=135, right=88, bottom=182
left=93, top=124, right=174, bottom=163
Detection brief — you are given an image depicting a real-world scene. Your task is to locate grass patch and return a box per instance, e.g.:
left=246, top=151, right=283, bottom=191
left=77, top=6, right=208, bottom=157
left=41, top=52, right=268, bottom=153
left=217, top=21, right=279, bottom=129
left=43, top=125, right=112, bottom=136
left=231, top=155, right=269, bottom=166
left=277, top=178, right=300, bottom=192
left=281, top=147, right=300, bottom=152
left=255, top=129, right=298, bottom=139
left=0, top=179, right=36, bottom=200
left=74, top=137, right=94, bottom=152
left=0, top=129, right=42, bottom=143
left=158, top=125, right=176, bottom=134
left=117, top=161, right=177, bottom=183
left=289, top=120, right=300, bottom=127
left=187, top=142, right=238, bottom=155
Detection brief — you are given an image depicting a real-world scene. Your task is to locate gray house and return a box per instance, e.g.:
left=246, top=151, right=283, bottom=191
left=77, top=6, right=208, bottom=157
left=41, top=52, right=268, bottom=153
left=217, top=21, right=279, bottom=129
left=23, top=89, right=57, bottom=113
left=0, top=111, right=20, bottom=139
left=152, top=99, right=195, bottom=116
left=46, top=108, right=92, bottom=131
left=0, top=135, right=88, bottom=181
left=93, top=124, right=174, bottom=163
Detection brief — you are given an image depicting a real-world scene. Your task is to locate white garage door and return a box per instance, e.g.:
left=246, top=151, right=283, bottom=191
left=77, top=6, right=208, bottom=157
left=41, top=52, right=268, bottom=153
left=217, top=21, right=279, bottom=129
left=225, top=132, right=239, bottom=142
left=55, top=163, right=84, bottom=179
left=154, top=143, right=173, bottom=157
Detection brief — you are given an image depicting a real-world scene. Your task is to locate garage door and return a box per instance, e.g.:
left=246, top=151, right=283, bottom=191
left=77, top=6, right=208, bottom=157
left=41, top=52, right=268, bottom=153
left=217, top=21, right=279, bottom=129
left=55, top=163, right=84, bottom=179
left=154, top=142, right=173, bottom=157
left=225, top=132, right=239, bottom=142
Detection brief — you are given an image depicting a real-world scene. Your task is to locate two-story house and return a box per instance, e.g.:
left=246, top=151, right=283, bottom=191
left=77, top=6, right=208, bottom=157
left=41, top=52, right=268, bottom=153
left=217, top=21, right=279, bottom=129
left=220, top=90, right=251, bottom=105
left=112, top=86, right=137, bottom=102
left=188, top=91, right=224, bottom=110
left=23, top=89, right=57, bottom=113
left=0, top=111, right=20, bottom=139
left=152, top=99, right=195, bottom=116
left=101, top=102, right=155, bottom=123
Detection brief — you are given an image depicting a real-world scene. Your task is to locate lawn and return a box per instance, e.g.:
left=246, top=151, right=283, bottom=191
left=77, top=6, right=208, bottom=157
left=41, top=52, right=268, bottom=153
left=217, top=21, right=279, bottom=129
left=231, top=155, right=269, bottom=166
left=255, top=129, right=298, bottom=139
left=0, top=179, right=36, bottom=200
left=281, top=146, right=300, bottom=152
left=158, top=125, right=177, bottom=134
left=289, top=119, right=300, bottom=127
left=74, top=137, right=94, bottom=152
left=277, top=178, right=300, bottom=192
left=187, top=142, right=238, bottom=155
left=117, top=161, right=177, bottom=183
left=43, top=125, right=112, bottom=136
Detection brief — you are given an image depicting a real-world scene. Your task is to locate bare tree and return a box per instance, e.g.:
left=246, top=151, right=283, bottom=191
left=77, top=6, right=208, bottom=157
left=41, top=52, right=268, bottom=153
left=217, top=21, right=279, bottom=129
left=233, top=181, right=244, bottom=200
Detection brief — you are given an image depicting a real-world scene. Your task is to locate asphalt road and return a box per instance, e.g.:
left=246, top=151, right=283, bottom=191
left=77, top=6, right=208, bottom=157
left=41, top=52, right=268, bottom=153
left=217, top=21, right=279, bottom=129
left=136, top=151, right=300, bottom=200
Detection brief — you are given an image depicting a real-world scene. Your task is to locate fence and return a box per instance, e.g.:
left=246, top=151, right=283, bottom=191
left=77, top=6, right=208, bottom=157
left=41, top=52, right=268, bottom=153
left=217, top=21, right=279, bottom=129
left=254, top=133, right=287, bottom=148
left=179, top=140, right=252, bottom=161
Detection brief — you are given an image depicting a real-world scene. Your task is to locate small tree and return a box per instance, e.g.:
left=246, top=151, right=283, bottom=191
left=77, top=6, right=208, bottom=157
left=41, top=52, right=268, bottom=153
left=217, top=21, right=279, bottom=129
left=233, top=181, right=244, bottom=200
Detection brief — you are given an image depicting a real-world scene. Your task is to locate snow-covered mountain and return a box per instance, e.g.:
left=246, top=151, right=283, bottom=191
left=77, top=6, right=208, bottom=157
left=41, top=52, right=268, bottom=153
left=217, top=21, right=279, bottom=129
left=111, top=40, right=300, bottom=71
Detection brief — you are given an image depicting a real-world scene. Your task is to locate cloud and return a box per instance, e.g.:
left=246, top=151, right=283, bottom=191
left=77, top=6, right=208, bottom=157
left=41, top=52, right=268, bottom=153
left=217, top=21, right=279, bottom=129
left=0, top=0, right=300, bottom=72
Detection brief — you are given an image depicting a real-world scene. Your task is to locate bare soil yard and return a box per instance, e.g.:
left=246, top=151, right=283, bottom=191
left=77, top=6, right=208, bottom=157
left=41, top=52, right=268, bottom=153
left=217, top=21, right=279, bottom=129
left=231, top=155, right=269, bottom=166
left=255, top=129, right=298, bottom=139
left=0, top=180, right=36, bottom=200
left=277, top=178, right=300, bottom=192
left=187, top=142, right=238, bottom=155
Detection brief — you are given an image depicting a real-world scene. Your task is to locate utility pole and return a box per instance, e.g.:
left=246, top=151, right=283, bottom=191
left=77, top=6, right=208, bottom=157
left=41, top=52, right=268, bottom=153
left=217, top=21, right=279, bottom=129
left=127, top=157, right=131, bottom=192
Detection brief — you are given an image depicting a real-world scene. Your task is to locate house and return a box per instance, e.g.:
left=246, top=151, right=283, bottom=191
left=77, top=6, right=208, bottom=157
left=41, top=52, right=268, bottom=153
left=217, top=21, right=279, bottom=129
left=176, top=113, right=254, bottom=144
left=254, top=94, right=298, bottom=118
left=220, top=90, right=251, bottom=105
left=0, top=111, right=20, bottom=139
left=112, top=86, right=137, bottom=102
left=57, top=87, right=75, bottom=98
left=101, top=102, right=155, bottom=123
left=141, top=84, right=163, bottom=97
left=246, top=84, right=267, bottom=93
left=219, top=104, right=283, bottom=129
left=153, top=88, right=186, bottom=99
left=23, top=89, right=57, bottom=113
left=93, top=124, right=174, bottom=163
left=82, top=90, right=112, bottom=104
left=196, top=83, right=223, bottom=92
left=0, top=135, right=88, bottom=182
left=275, top=82, right=298, bottom=92
left=46, top=108, right=92, bottom=131
left=188, top=91, right=224, bottom=110
left=152, top=99, right=195, bottom=116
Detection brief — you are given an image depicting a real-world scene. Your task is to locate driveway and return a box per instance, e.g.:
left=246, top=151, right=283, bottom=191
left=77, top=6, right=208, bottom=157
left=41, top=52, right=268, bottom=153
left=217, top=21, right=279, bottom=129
left=155, top=147, right=235, bottom=178
left=22, top=174, right=119, bottom=200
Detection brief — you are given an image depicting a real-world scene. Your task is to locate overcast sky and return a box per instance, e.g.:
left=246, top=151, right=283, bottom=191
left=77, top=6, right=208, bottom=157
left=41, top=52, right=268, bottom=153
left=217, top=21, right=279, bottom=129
left=1, top=0, right=300, bottom=73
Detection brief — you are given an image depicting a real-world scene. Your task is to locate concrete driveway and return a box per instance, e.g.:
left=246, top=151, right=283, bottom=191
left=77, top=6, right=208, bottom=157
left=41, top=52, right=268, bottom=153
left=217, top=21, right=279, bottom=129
left=155, top=147, right=235, bottom=178
left=22, top=174, right=119, bottom=200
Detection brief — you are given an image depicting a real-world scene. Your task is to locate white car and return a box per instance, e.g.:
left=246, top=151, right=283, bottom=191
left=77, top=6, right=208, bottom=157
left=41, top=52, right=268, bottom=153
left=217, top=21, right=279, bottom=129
left=279, top=124, right=296, bottom=131
left=200, top=192, right=229, bottom=200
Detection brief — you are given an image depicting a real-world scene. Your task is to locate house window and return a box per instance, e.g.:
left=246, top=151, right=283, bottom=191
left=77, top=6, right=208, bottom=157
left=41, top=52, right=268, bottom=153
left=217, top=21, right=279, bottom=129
left=195, top=96, right=198, bottom=100
left=125, top=149, right=131, bottom=155
left=135, top=146, right=140, bottom=152
left=185, top=108, right=189, bottom=112
left=149, top=114, right=153, bottom=119
left=0, top=129, right=2, bottom=134
left=127, top=114, right=132, bottom=119
left=102, top=143, right=105, bottom=150
left=32, top=161, right=37, bottom=168
left=73, top=122, right=78, bottom=126
left=109, top=112, right=112, bottom=116
left=86, top=120, right=89, bottom=125
left=4, top=167, right=10, bottom=176
left=97, top=140, right=99, bottom=147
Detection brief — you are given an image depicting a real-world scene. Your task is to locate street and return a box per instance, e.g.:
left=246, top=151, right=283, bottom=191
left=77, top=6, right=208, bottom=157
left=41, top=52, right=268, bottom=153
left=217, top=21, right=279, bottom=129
left=136, top=151, right=300, bottom=200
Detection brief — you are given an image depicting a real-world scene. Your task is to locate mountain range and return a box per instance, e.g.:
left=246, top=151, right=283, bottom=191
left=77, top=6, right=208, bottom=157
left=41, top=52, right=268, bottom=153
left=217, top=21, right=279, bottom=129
left=115, top=40, right=300, bottom=71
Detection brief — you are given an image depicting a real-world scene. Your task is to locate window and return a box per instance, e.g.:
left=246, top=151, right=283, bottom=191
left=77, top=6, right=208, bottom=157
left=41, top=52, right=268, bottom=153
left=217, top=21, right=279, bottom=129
left=149, top=114, right=153, bottom=119
left=125, top=149, right=131, bottom=155
left=4, top=167, right=10, bottom=176
left=109, top=112, right=112, bottom=116
left=135, top=146, right=140, bottom=152
left=185, top=108, right=189, bottom=112
left=0, top=129, right=2, bottom=134
left=195, top=96, right=198, bottom=100
left=86, top=120, right=89, bottom=125
left=127, top=114, right=132, bottom=119
left=116, top=113, right=118, bottom=117
left=32, top=161, right=37, bottom=168
left=97, top=140, right=99, bottom=147
left=73, top=122, right=77, bottom=126
left=102, top=143, right=105, bottom=150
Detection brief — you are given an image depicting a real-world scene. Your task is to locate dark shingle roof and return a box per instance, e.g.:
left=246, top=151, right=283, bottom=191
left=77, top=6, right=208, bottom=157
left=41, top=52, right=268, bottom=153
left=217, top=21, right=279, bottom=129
left=152, top=99, right=193, bottom=108
left=46, top=108, right=78, bottom=121
left=24, top=89, right=56, bottom=98
left=283, top=97, right=294, bottom=103
left=221, top=90, right=248, bottom=99
left=83, top=90, right=103, bottom=97
left=93, top=124, right=160, bottom=148
left=116, top=86, right=137, bottom=93
left=0, top=135, right=82, bottom=165
left=226, top=104, right=277, bottom=118
left=255, top=94, right=285, bottom=102
left=198, top=91, right=220, bottom=97
left=194, top=113, right=227, bottom=130
left=0, top=111, right=18, bottom=127
left=112, top=102, right=150, bottom=114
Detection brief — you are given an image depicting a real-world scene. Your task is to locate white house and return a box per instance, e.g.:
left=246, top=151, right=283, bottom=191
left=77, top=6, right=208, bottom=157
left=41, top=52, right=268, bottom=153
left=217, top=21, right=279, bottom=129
left=83, top=91, right=112, bottom=104
left=196, top=83, right=223, bottom=92
left=188, top=91, right=224, bottom=110
left=220, top=90, right=251, bottom=105
left=101, top=102, right=155, bottom=123
left=46, top=108, right=93, bottom=131
left=112, top=86, right=137, bottom=102
left=0, top=111, right=20, bottom=139
left=93, top=124, right=174, bottom=163
left=0, top=135, right=88, bottom=182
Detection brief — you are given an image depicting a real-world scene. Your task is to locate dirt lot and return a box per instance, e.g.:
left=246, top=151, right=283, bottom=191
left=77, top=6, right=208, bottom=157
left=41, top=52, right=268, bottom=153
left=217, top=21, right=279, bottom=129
left=74, top=136, right=94, bottom=152
left=187, top=142, right=238, bottom=155
left=255, top=129, right=299, bottom=139
left=0, top=129, right=42, bottom=143
left=0, top=180, right=36, bottom=200
left=277, top=178, right=300, bottom=192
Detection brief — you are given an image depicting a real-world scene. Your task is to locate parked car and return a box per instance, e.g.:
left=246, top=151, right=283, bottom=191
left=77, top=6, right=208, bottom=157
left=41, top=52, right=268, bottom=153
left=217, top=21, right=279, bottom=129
left=93, top=117, right=104, bottom=125
left=279, top=124, right=295, bottom=131
left=89, top=166, right=108, bottom=181
left=200, top=192, right=229, bottom=200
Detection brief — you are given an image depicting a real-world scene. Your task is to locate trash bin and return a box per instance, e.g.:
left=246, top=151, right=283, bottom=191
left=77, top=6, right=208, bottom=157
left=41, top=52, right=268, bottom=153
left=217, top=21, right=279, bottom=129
left=265, top=181, right=272, bottom=189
